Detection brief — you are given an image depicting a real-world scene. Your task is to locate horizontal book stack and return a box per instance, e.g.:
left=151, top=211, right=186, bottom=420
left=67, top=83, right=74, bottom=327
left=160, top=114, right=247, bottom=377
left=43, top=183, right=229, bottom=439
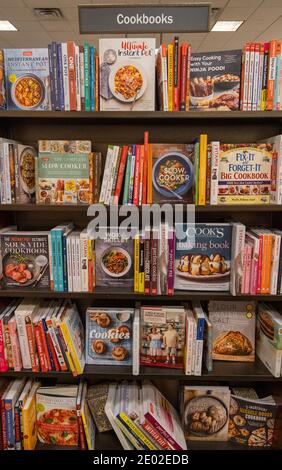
left=0, top=299, right=85, bottom=376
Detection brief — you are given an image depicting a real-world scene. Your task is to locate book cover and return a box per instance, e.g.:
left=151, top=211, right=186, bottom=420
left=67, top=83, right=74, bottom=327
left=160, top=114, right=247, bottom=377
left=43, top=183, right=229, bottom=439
left=217, top=143, right=273, bottom=204
left=256, top=303, right=282, bottom=377
left=99, top=38, right=155, bottom=111
left=15, top=145, right=36, bottom=204
left=0, top=50, right=5, bottom=109
left=175, top=223, right=232, bottom=291
left=190, top=50, right=241, bottom=111
left=0, top=232, right=50, bottom=290
left=4, top=49, right=50, bottom=110
left=209, top=300, right=256, bottom=362
left=140, top=306, right=186, bottom=369
left=86, top=307, right=133, bottom=366
left=22, top=381, right=41, bottom=450
left=95, top=230, right=134, bottom=289
left=182, top=386, right=230, bottom=441
left=151, top=144, right=194, bottom=203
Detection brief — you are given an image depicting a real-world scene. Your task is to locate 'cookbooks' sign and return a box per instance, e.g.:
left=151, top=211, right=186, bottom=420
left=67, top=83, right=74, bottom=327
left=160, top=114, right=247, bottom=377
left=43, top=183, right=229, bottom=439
left=79, top=4, right=210, bottom=34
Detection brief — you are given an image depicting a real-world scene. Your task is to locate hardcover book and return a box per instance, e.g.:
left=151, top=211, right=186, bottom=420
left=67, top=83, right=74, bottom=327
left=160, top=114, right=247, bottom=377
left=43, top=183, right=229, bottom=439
left=256, top=303, right=282, bottom=377
left=0, top=232, right=50, bottom=290
left=150, top=144, right=195, bottom=203
left=189, top=50, right=241, bottom=111
left=217, top=143, right=273, bottom=204
left=209, top=301, right=256, bottom=362
left=4, top=49, right=50, bottom=111
left=140, top=306, right=186, bottom=369
left=174, top=223, right=232, bottom=291
left=182, top=386, right=230, bottom=441
left=16, top=145, right=37, bottom=203
left=86, top=307, right=134, bottom=366
left=99, top=38, right=155, bottom=111
left=95, top=230, right=134, bottom=289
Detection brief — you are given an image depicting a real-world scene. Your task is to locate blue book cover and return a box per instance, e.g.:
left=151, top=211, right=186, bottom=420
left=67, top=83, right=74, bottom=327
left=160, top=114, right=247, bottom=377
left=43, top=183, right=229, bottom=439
left=51, top=229, right=58, bottom=291
left=57, top=43, right=65, bottom=111
left=175, top=223, right=232, bottom=291
left=86, top=307, right=134, bottom=366
left=90, top=46, right=94, bottom=111
left=52, top=42, right=59, bottom=111
left=5, top=398, right=15, bottom=449
left=84, top=42, right=90, bottom=111
left=56, top=230, right=64, bottom=292
left=48, top=44, right=55, bottom=110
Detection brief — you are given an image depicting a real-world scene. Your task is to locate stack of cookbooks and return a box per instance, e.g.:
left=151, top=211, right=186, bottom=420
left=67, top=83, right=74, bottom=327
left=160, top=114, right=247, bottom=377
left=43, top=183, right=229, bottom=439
left=105, top=381, right=186, bottom=450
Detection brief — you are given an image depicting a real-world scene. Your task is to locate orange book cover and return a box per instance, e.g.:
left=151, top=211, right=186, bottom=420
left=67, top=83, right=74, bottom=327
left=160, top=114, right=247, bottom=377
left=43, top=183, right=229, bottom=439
left=25, top=321, right=39, bottom=372
left=147, top=144, right=153, bottom=204
left=266, top=40, right=278, bottom=110
left=142, top=131, right=149, bottom=204
left=67, top=41, right=77, bottom=111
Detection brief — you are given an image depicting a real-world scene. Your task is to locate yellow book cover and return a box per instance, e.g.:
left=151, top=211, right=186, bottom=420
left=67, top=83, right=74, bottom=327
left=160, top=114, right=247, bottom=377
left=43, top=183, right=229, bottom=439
left=22, top=382, right=41, bottom=450
left=60, top=305, right=85, bottom=376
left=60, top=321, right=82, bottom=375
left=167, top=44, right=174, bottom=112
left=139, top=236, right=145, bottom=293
left=198, top=134, right=207, bottom=205
left=134, top=234, right=140, bottom=293
left=119, top=411, right=157, bottom=450
left=56, top=316, right=77, bottom=376
left=147, top=144, right=153, bottom=204
left=81, top=383, right=95, bottom=450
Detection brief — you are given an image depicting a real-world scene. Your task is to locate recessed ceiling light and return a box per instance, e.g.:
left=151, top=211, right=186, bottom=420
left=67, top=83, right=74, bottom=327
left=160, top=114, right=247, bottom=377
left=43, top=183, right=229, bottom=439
left=211, top=21, right=243, bottom=32
left=0, top=20, right=17, bottom=31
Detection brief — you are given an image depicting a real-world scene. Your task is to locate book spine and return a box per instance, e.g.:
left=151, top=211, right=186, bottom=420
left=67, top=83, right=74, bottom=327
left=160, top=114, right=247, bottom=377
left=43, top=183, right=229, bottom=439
left=95, top=54, right=99, bottom=111
left=45, top=320, right=60, bottom=372
left=48, top=44, right=55, bottom=111
left=66, top=234, right=73, bottom=292
left=48, top=321, right=68, bottom=371
left=1, top=396, right=7, bottom=450
left=230, top=223, right=245, bottom=295
left=51, top=229, right=58, bottom=291
left=261, top=42, right=269, bottom=110
left=241, top=244, right=248, bottom=294
left=84, top=42, right=90, bottom=111
left=105, top=146, right=118, bottom=206
left=180, top=43, right=188, bottom=111
left=110, top=147, right=122, bottom=204
left=88, top=239, right=94, bottom=292
left=75, top=234, right=81, bottom=292
left=77, top=406, right=87, bottom=450
left=133, top=145, right=141, bottom=205
left=144, top=413, right=182, bottom=450
left=185, top=317, right=193, bottom=375
left=62, top=233, right=69, bottom=292
left=132, top=309, right=140, bottom=376
left=75, top=45, right=81, bottom=111
left=134, top=234, right=140, bottom=293
left=142, top=420, right=171, bottom=450
left=79, top=45, right=85, bottom=111
left=173, top=37, right=179, bottom=111
left=14, top=404, right=21, bottom=450
left=62, top=43, right=70, bottom=111
left=266, top=234, right=273, bottom=294
left=210, top=141, right=219, bottom=205
left=25, top=320, right=39, bottom=372
left=244, top=244, right=253, bottom=294
left=5, top=398, right=15, bottom=449
left=270, top=234, right=280, bottom=294
left=122, top=149, right=132, bottom=205
left=194, top=317, right=204, bottom=376
left=15, top=313, right=31, bottom=369
left=61, top=322, right=83, bottom=375
left=198, top=134, right=207, bottom=205
left=93, top=152, right=101, bottom=203
left=0, top=318, right=8, bottom=372
left=3, top=143, right=11, bottom=204
left=40, top=319, right=53, bottom=371
left=252, top=43, right=260, bottom=111
left=185, top=44, right=191, bottom=111
left=206, top=144, right=211, bottom=205
left=242, top=43, right=251, bottom=111
left=267, top=40, right=278, bottom=110
left=144, top=230, right=151, bottom=295
left=167, top=44, right=174, bottom=112
left=247, top=43, right=255, bottom=111
left=250, top=243, right=259, bottom=295
left=33, top=323, right=47, bottom=372
left=8, top=319, right=22, bottom=371
left=161, top=45, right=168, bottom=111
left=138, top=145, right=144, bottom=206
left=150, top=232, right=158, bottom=295
left=256, top=42, right=264, bottom=111
left=3, top=322, right=13, bottom=369
left=167, top=228, right=175, bottom=296
left=99, top=146, right=112, bottom=203
left=56, top=230, right=64, bottom=292
left=274, top=42, right=281, bottom=110
left=80, top=232, right=88, bottom=293
left=8, top=144, right=16, bottom=204
left=57, top=43, right=64, bottom=111
left=67, top=41, right=76, bottom=111
left=139, top=234, right=145, bottom=294
left=146, top=144, right=153, bottom=204
left=57, top=322, right=77, bottom=376
left=90, top=46, right=94, bottom=112
left=128, top=146, right=136, bottom=204
left=142, top=131, right=149, bottom=204
left=52, top=42, right=60, bottom=111
left=115, top=415, right=144, bottom=450
left=119, top=412, right=157, bottom=450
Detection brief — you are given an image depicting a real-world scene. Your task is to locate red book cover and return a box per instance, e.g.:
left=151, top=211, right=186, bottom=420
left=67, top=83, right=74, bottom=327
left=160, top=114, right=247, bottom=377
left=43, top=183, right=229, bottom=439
left=142, top=420, right=171, bottom=450
left=67, top=41, right=77, bottom=111
left=34, top=324, right=47, bottom=372
left=142, top=131, right=149, bottom=204
left=180, top=43, right=188, bottom=111
left=133, top=144, right=141, bottom=205
left=25, top=321, right=39, bottom=372
left=0, top=319, right=8, bottom=372
left=150, top=230, right=158, bottom=295
left=46, top=329, right=60, bottom=372
left=39, top=320, right=52, bottom=371
left=113, top=146, right=128, bottom=205
left=173, top=37, right=180, bottom=111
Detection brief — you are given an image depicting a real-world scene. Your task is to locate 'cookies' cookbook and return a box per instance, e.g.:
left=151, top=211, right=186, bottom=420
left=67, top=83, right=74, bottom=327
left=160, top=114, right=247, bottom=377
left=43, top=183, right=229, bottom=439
left=86, top=308, right=134, bottom=366
left=209, top=301, right=256, bottom=362
left=99, top=38, right=155, bottom=111
left=174, top=223, right=232, bottom=291
left=190, top=50, right=241, bottom=111
left=182, top=386, right=231, bottom=441
left=151, top=144, right=195, bottom=204
left=4, top=49, right=50, bottom=111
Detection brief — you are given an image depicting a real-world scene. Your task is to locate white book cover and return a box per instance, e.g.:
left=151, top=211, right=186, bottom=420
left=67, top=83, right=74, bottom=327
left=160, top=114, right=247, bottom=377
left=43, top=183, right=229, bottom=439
left=243, top=46, right=250, bottom=111
left=79, top=47, right=85, bottom=105
left=133, top=308, right=140, bottom=376
left=105, top=383, right=133, bottom=450
left=105, top=145, right=119, bottom=205
left=257, top=46, right=264, bottom=110
left=75, top=45, right=81, bottom=111
left=99, top=145, right=114, bottom=203
left=230, top=221, right=246, bottom=295
left=75, top=232, right=81, bottom=292
left=270, top=232, right=281, bottom=294
left=247, top=46, right=255, bottom=111
left=252, top=45, right=260, bottom=111
left=210, top=141, right=220, bottom=205
left=61, top=43, right=70, bottom=111
left=15, top=300, right=39, bottom=369
left=192, top=302, right=205, bottom=376
left=3, top=143, right=11, bottom=204
left=66, top=232, right=73, bottom=292
left=184, top=309, right=195, bottom=375
left=80, top=229, right=88, bottom=292
left=265, top=134, right=282, bottom=204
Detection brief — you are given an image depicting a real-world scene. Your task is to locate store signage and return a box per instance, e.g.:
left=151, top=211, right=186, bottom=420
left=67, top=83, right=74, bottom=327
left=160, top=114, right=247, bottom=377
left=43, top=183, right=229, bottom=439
left=79, top=4, right=210, bottom=34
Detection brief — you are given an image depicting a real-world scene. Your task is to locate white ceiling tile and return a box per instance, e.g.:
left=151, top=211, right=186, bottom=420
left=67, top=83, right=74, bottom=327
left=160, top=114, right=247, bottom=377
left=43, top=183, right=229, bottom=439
left=239, top=18, right=272, bottom=33
left=228, top=0, right=263, bottom=6
left=219, top=7, right=259, bottom=21
left=263, top=16, right=282, bottom=32
left=255, top=29, right=282, bottom=41
left=0, top=7, right=35, bottom=21
left=261, top=0, right=282, bottom=6
left=47, top=32, right=76, bottom=43
left=223, top=31, right=259, bottom=49
left=1, top=30, right=51, bottom=47
left=61, top=7, right=78, bottom=21
left=40, top=20, right=73, bottom=32
left=0, top=0, right=27, bottom=6
left=23, top=0, right=59, bottom=7
left=199, top=32, right=237, bottom=52
left=248, top=6, right=282, bottom=21
left=11, top=20, right=45, bottom=32
left=57, top=0, right=80, bottom=5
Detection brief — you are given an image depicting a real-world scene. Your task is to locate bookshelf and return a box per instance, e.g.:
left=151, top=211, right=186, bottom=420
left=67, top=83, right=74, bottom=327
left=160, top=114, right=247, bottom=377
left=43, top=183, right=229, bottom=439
left=1, top=110, right=282, bottom=451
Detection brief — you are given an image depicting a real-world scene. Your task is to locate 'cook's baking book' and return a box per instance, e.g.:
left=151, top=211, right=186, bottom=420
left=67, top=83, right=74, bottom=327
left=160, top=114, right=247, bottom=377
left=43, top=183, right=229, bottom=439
left=99, top=38, right=155, bottom=111
left=174, top=223, right=232, bottom=291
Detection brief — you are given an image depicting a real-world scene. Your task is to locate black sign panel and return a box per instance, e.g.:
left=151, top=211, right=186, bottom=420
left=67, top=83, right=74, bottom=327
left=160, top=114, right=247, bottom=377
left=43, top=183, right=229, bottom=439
left=79, top=4, right=210, bottom=34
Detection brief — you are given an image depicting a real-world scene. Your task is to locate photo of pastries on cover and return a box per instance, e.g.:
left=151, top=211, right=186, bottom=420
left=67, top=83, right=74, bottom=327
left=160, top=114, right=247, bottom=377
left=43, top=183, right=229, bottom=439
left=0, top=300, right=281, bottom=449
left=0, top=38, right=282, bottom=112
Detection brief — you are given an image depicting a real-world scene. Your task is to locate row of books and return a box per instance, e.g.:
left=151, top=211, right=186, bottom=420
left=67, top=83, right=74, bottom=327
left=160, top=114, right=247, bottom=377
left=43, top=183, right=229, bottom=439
left=2, top=300, right=281, bottom=378
left=0, top=380, right=95, bottom=450
left=240, top=40, right=282, bottom=112
left=0, top=299, right=85, bottom=376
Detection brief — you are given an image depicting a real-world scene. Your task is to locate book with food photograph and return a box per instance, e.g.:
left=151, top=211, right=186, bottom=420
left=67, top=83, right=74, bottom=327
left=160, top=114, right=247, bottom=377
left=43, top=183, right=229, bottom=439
left=140, top=306, right=186, bottom=369
left=150, top=144, right=195, bottom=203
left=189, top=50, right=241, bottom=111
left=86, top=307, right=134, bottom=367
left=217, top=143, right=273, bottom=204
left=95, top=229, right=134, bottom=289
left=36, top=150, right=93, bottom=205
left=174, top=223, right=232, bottom=291
left=36, top=385, right=79, bottom=446
left=0, top=231, right=50, bottom=290
left=256, top=303, right=282, bottom=377
left=229, top=390, right=278, bottom=447
left=0, top=50, right=6, bottom=109
left=208, top=301, right=256, bottom=362
left=99, top=38, right=155, bottom=111
left=182, top=386, right=231, bottom=441
left=4, top=49, right=50, bottom=111
left=16, top=145, right=37, bottom=203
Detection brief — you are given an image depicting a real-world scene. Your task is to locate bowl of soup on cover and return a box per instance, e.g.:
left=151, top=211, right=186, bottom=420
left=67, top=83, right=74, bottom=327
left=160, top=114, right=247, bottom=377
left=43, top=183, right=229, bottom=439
left=11, top=74, right=44, bottom=109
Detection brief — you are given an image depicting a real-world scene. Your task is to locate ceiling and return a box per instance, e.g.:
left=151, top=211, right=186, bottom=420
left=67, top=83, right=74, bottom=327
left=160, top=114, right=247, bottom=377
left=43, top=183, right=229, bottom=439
left=0, top=0, right=281, bottom=52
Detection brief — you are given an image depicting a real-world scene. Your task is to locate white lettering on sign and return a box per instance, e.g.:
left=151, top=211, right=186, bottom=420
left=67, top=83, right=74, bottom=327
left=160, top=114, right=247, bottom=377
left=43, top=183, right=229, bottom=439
left=116, top=13, right=174, bottom=25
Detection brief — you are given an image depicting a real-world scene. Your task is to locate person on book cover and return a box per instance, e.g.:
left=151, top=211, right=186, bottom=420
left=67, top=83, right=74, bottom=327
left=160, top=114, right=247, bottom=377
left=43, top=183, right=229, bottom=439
left=147, top=327, right=162, bottom=364
left=163, top=323, right=179, bottom=365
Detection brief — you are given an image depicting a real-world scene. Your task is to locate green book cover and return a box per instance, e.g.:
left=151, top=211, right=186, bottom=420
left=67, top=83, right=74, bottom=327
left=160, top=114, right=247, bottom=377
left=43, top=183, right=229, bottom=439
left=122, top=148, right=132, bottom=205
left=195, top=142, right=200, bottom=205
left=84, top=42, right=90, bottom=111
